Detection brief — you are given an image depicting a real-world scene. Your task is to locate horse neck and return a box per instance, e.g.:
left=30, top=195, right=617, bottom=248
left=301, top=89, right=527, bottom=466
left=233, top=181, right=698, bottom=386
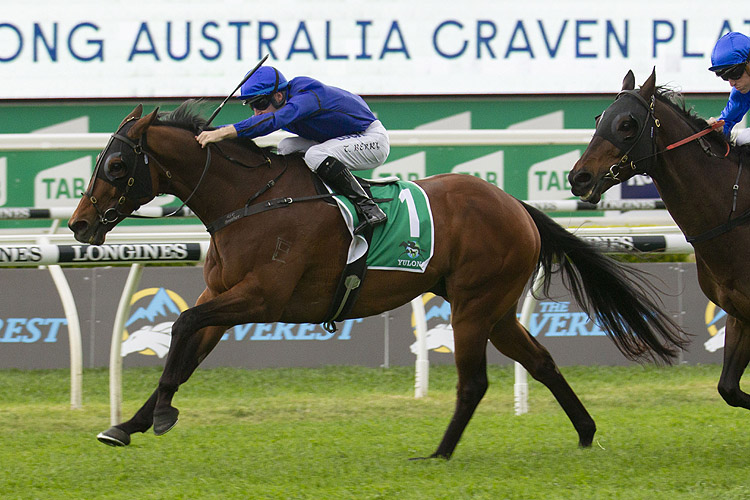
left=146, top=126, right=307, bottom=225
left=650, top=101, right=740, bottom=236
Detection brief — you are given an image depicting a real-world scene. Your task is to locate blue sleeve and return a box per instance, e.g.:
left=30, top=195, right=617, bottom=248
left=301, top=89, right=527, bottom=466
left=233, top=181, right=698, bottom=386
left=230, top=91, right=321, bottom=139
left=719, top=89, right=750, bottom=137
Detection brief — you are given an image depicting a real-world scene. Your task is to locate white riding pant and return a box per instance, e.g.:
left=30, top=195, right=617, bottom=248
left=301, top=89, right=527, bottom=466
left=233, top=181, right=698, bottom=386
left=734, top=127, right=750, bottom=146
left=277, top=120, right=390, bottom=171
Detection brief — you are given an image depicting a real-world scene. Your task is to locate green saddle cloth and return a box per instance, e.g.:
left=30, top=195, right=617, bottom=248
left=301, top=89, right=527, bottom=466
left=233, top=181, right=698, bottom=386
left=333, top=180, right=434, bottom=273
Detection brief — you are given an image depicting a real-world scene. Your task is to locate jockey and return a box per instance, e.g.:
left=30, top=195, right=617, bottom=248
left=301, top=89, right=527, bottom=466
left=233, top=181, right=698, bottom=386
left=708, top=32, right=750, bottom=146
left=196, top=66, right=389, bottom=232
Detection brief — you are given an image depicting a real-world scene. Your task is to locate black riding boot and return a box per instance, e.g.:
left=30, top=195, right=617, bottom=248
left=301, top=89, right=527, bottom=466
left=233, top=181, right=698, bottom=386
left=317, top=157, right=387, bottom=232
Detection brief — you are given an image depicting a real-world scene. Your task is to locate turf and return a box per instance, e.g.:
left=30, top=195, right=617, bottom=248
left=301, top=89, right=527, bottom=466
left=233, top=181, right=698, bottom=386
left=1, top=364, right=749, bottom=499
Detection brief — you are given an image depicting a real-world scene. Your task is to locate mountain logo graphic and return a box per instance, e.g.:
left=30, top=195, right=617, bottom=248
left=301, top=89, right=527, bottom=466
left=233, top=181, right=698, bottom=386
left=410, top=293, right=454, bottom=354
left=704, top=301, right=727, bottom=353
left=121, top=288, right=189, bottom=357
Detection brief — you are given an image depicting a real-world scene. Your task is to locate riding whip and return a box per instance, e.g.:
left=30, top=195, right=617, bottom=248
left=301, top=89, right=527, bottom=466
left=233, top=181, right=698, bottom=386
left=202, top=54, right=269, bottom=130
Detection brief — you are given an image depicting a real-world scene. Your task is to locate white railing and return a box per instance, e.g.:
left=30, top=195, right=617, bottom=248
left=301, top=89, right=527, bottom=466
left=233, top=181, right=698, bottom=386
left=0, top=129, right=596, bottom=151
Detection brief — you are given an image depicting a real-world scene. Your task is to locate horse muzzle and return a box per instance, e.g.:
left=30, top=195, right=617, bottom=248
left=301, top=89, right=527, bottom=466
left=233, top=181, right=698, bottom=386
left=568, top=166, right=618, bottom=205
left=68, top=217, right=109, bottom=245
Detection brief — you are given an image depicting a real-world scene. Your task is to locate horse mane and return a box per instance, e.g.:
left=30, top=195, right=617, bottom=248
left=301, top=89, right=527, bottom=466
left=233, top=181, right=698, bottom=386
left=652, top=86, right=727, bottom=145
left=155, top=99, right=273, bottom=156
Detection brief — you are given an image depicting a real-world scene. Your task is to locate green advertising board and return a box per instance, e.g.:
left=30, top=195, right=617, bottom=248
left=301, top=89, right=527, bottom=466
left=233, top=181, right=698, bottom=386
left=0, top=94, right=727, bottom=230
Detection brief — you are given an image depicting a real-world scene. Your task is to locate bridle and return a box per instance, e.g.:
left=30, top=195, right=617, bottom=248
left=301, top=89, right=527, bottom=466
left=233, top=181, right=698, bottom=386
left=595, top=90, right=661, bottom=182
left=596, top=90, right=729, bottom=184
left=83, top=117, right=156, bottom=225
left=83, top=116, right=217, bottom=226
left=593, top=89, right=743, bottom=245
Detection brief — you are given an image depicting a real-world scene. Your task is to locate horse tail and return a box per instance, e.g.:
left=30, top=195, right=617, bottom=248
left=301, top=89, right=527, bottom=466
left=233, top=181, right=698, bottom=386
left=520, top=201, right=689, bottom=363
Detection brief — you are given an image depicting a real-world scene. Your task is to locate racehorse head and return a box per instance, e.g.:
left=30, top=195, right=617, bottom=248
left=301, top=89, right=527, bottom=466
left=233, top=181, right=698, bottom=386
left=568, top=69, right=658, bottom=204
left=69, top=101, right=281, bottom=245
left=69, top=104, right=161, bottom=244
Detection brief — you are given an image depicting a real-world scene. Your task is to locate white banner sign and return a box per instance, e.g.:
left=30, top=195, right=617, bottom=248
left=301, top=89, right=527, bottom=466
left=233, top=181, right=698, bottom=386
left=0, top=0, right=742, bottom=98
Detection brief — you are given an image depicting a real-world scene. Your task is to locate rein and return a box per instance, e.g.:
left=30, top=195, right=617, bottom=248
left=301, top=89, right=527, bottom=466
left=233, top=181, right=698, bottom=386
left=665, top=120, right=726, bottom=151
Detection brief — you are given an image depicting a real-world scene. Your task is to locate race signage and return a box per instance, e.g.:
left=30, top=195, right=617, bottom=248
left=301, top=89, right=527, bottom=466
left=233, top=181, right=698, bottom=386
left=0, top=243, right=206, bottom=266
left=0, top=0, right=743, bottom=97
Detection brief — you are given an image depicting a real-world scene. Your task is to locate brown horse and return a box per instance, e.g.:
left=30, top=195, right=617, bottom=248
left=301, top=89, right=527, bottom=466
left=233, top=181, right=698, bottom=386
left=569, top=69, right=750, bottom=412
left=69, top=101, right=687, bottom=459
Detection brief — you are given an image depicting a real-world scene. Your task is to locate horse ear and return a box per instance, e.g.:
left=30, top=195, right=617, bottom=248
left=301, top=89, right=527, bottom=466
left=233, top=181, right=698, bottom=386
left=128, top=107, right=160, bottom=139
left=639, top=67, right=656, bottom=99
left=118, top=104, right=143, bottom=129
left=622, top=70, right=635, bottom=91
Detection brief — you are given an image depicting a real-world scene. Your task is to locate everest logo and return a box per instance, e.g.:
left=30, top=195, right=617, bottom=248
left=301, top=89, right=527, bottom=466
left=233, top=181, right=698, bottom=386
left=121, top=288, right=189, bottom=358
left=410, top=293, right=454, bottom=355
left=704, top=301, right=727, bottom=353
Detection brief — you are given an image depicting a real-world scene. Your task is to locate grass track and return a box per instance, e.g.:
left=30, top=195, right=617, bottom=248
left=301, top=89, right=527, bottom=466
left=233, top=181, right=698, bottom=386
left=2, top=364, right=750, bottom=499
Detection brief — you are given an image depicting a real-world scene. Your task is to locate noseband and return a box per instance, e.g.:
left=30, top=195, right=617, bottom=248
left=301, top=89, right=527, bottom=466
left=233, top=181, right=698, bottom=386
left=594, top=90, right=660, bottom=182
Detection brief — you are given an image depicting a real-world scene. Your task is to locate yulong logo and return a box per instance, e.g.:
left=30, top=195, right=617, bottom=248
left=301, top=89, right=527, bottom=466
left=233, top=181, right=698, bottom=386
left=121, top=288, right=189, bottom=358
left=399, top=240, right=423, bottom=259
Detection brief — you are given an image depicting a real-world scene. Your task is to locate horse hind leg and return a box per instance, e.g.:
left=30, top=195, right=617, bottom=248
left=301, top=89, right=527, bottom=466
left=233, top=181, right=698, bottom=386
left=489, top=309, right=596, bottom=447
left=717, top=316, right=750, bottom=409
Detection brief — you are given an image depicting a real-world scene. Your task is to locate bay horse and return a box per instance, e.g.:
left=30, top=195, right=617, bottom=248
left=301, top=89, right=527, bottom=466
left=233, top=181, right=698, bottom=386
left=569, top=69, right=750, bottom=412
left=69, top=101, right=687, bottom=459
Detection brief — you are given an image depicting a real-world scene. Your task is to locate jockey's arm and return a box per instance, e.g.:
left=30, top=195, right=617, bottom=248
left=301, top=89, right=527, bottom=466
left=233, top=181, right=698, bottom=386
left=195, top=125, right=238, bottom=148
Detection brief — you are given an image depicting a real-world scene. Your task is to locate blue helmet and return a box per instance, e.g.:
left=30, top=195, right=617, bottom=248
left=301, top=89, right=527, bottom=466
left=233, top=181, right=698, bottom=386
left=710, top=32, right=750, bottom=71
left=238, top=66, right=289, bottom=100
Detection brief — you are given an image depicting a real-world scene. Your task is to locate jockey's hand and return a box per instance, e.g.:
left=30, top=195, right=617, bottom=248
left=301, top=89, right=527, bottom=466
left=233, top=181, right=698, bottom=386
left=708, top=117, right=718, bottom=126
left=195, top=125, right=238, bottom=148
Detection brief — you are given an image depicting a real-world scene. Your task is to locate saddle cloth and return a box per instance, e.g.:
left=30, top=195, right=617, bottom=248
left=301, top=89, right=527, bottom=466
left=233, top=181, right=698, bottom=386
left=327, top=179, right=435, bottom=273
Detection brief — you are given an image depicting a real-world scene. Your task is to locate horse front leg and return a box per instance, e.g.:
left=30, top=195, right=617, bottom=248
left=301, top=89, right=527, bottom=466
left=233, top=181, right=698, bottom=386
left=97, top=321, right=228, bottom=445
left=717, top=316, right=750, bottom=409
left=96, top=285, right=227, bottom=446
left=152, top=276, right=273, bottom=435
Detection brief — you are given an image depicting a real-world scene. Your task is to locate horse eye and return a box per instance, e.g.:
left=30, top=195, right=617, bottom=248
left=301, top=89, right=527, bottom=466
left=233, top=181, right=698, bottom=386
left=104, top=153, right=127, bottom=180
left=617, top=116, right=637, bottom=137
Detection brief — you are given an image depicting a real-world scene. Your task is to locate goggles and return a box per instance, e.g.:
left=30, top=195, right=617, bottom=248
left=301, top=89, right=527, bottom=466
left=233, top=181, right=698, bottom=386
left=242, top=94, right=273, bottom=110
left=715, top=62, right=748, bottom=81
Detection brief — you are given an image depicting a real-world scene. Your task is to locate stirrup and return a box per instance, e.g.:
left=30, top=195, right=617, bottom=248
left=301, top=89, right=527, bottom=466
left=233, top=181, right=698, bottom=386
left=354, top=211, right=387, bottom=234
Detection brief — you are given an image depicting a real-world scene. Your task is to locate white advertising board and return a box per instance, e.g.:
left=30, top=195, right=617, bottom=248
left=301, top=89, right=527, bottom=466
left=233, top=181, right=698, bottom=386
left=0, top=0, right=742, bottom=98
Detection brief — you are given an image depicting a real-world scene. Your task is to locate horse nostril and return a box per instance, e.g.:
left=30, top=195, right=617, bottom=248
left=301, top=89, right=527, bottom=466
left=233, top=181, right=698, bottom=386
left=68, top=219, right=89, bottom=235
left=572, top=171, right=592, bottom=186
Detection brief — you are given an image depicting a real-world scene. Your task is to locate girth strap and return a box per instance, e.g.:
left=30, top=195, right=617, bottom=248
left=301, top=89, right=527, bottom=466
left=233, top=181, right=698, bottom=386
left=686, top=156, right=750, bottom=244
left=685, top=207, right=750, bottom=244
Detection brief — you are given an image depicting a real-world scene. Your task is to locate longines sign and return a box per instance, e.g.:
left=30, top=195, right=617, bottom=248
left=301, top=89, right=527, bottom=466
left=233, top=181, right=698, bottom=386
left=0, top=243, right=203, bottom=265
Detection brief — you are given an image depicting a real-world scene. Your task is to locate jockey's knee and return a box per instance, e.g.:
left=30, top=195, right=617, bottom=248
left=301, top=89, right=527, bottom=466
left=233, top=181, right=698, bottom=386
left=304, top=147, right=334, bottom=172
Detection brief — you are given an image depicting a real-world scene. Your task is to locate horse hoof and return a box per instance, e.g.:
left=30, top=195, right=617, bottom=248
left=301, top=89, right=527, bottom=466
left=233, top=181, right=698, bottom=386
left=153, top=406, right=179, bottom=436
left=97, top=427, right=131, bottom=447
